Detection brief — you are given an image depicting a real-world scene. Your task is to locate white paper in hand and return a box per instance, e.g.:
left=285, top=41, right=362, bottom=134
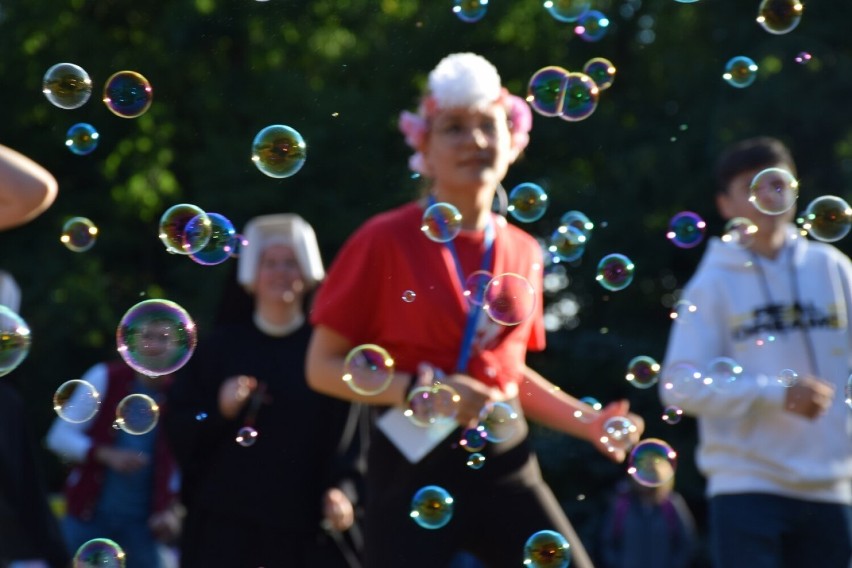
left=376, top=407, right=457, bottom=463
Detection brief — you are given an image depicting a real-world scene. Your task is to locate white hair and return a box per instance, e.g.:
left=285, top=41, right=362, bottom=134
left=428, top=52, right=502, bottom=110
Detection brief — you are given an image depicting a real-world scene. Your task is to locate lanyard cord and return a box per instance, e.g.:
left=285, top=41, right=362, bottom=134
left=427, top=195, right=495, bottom=373
left=749, top=245, right=820, bottom=377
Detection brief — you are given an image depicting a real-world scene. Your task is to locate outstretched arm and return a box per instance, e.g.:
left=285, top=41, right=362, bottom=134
left=0, top=144, right=58, bottom=229
left=519, top=365, right=644, bottom=462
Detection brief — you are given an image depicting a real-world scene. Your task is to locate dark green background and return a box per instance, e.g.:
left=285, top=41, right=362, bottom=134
left=3, top=1, right=852, bottom=564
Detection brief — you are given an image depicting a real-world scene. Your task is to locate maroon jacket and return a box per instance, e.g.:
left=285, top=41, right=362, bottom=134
left=64, top=360, right=179, bottom=521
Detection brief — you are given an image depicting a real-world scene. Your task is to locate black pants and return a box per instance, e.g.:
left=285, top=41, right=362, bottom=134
left=364, top=404, right=592, bottom=568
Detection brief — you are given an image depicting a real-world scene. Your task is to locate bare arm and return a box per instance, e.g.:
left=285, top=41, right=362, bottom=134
left=519, top=365, right=644, bottom=462
left=306, top=325, right=502, bottom=426
left=0, top=144, right=58, bottom=229
left=306, top=325, right=412, bottom=406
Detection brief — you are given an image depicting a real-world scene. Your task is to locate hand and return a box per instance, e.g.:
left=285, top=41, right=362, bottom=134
left=784, top=375, right=834, bottom=419
left=443, top=373, right=503, bottom=428
left=218, top=375, right=258, bottom=420
left=95, top=446, right=150, bottom=473
left=322, top=487, right=355, bottom=532
left=148, top=506, right=184, bottom=543
left=587, top=399, right=645, bottom=463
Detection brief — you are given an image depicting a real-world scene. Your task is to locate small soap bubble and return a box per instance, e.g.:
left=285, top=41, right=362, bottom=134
left=575, top=10, right=610, bottom=42
left=402, top=290, right=417, bottom=303
left=158, top=204, right=212, bottom=255
left=195, top=412, right=208, bottom=421
left=580, top=396, right=603, bottom=411
left=116, top=299, right=198, bottom=377
left=801, top=196, right=852, bottom=242
left=61, top=217, right=98, bottom=252
left=73, top=538, right=125, bottom=568
left=527, top=66, right=570, bottom=117
left=662, top=406, right=683, bottom=425
left=65, top=123, right=99, bottom=155
left=189, top=213, right=236, bottom=266
left=600, top=416, right=638, bottom=453
left=103, top=70, right=153, bottom=118
left=582, top=57, right=616, bottom=91
left=410, top=485, right=454, bottom=529
left=722, top=217, right=758, bottom=247
left=480, top=401, right=519, bottom=443
left=756, top=0, right=803, bottom=35
left=543, top=0, right=591, bottom=22
left=627, top=438, right=678, bottom=487
left=754, top=331, right=777, bottom=347
left=625, top=355, right=661, bottom=389
left=560, top=72, right=600, bottom=122
left=114, top=393, right=159, bottom=435
left=523, top=529, right=571, bottom=568
left=421, top=202, right=463, bottom=243
left=483, top=273, right=536, bottom=326
left=596, top=254, right=635, bottom=291
left=749, top=167, right=798, bottom=215
left=235, top=425, right=259, bottom=447
left=666, top=211, right=706, bottom=249
left=794, top=51, right=812, bottom=64
left=228, top=233, right=249, bottom=259
left=669, top=299, right=698, bottom=323
left=463, top=270, right=493, bottom=306
left=42, top=63, right=92, bottom=110
left=452, top=0, right=488, bottom=22
left=251, top=124, right=307, bottom=178
left=723, top=56, right=759, bottom=88
left=459, top=426, right=488, bottom=452
left=706, top=357, right=743, bottom=393
left=0, top=306, right=31, bottom=377
left=405, top=383, right=460, bottom=427
left=846, top=374, right=852, bottom=410
left=342, top=344, right=395, bottom=395
left=53, top=380, right=100, bottom=423
left=549, top=225, right=587, bottom=263
left=776, top=368, right=799, bottom=388
left=560, top=210, right=594, bottom=238
left=661, top=361, right=705, bottom=401
left=466, top=452, right=486, bottom=470
left=508, top=183, right=548, bottom=223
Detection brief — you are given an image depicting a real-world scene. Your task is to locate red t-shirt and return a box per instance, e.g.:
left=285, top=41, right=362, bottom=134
left=311, top=201, right=545, bottom=390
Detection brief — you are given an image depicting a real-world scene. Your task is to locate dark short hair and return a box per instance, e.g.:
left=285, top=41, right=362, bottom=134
left=714, top=136, right=797, bottom=194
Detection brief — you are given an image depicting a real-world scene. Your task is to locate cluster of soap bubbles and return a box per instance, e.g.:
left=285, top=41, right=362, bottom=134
left=526, top=58, right=616, bottom=122
left=453, top=0, right=610, bottom=43
left=408, top=484, right=574, bottom=566
left=720, top=0, right=804, bottom=88
left=548, top=210, right=594, bottom=264
left=158, top=204, right=240, bottom=266
left=43, top=63, right=153, bottom=119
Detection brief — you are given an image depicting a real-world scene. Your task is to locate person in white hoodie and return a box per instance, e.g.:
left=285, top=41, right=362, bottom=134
left=660, top=136, right=852, bottom=568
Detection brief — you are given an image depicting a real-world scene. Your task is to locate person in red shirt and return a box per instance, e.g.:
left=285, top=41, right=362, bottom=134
left=307, top=52, right=644, bottom=568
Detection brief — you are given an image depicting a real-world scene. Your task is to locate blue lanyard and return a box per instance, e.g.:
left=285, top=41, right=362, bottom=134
left=427, top=195, right=495, bottom=373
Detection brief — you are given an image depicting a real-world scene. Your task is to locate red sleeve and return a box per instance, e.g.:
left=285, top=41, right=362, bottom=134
left=527, top=237, right=546, bottom=352
left=310, top=217, right=388, bottom=347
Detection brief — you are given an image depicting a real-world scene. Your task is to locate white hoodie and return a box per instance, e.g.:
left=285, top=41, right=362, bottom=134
left=661, top=229, right=852, bottom=504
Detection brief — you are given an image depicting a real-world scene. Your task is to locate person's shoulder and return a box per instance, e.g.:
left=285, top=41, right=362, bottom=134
left=802, top=238, right=851, bottom=266
left=500, top=216, right=540, bottom=249
left=357, top=201, right=421, bottom=235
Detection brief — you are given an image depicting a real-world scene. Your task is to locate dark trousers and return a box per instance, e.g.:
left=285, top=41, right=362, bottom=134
left=364, top=407, right=592, bottom=568
left=709, top=493, right=852, bottom=568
